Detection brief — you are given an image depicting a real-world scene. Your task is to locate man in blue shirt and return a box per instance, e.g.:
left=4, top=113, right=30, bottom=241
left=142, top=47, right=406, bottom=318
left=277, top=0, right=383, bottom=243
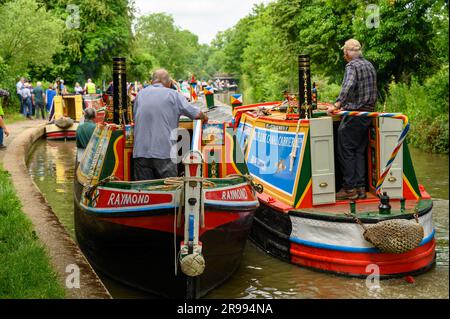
left=133, top=69, right=208, bottom=181
left=46, top=85, right=56, bottom=114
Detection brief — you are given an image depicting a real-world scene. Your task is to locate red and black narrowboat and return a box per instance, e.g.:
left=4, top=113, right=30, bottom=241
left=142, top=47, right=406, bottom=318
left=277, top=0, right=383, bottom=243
left=231, top=55, right=435, bottom=278
left=74, top=58, right=259, bottom=298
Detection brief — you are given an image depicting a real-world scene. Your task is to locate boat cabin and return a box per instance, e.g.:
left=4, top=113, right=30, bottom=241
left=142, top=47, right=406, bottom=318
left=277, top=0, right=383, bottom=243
left=49, top=94, right=83, bottom=122
left=232, top=103, right=426, bottom=210
left=76, top=117, right=249, bottom=186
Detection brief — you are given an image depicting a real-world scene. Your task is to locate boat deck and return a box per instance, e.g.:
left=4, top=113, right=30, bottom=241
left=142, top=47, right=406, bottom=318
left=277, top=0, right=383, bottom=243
left=257, top=191, right=430, bottom=218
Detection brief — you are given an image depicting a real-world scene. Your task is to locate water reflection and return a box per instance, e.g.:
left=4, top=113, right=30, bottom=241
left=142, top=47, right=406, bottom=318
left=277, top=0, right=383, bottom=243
left=27, top=138, right=449, bottom=299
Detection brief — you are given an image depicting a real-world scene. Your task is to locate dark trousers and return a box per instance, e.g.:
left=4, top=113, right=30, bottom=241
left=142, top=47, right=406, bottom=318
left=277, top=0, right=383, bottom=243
left=337, top=116, right=372, bottom=190
left=35, top=102, right=45, bottom=119
left=22, top=97, right=31, bottom=117
left=133, top=157, right=178, bottom=181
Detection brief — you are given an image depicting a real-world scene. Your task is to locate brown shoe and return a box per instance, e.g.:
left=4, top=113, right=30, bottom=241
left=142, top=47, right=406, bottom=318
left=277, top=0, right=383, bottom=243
left=357, top=186, right=367, bottom=199
left=336, top=188, right=358, bottom=200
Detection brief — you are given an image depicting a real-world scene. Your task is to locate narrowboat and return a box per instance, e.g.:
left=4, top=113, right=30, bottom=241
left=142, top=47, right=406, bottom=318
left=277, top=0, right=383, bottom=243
left=46, top=94, right=83, bottom=140
left=231, top=55, right=436, bottom=278
left=74, top=58, right=260, bottom=298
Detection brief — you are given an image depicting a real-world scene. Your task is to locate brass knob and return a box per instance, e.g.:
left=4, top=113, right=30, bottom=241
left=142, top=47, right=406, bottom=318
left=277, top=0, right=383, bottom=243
left=319, top=182, right=328, bottom=188
left=388, top=177, right=397, bottom=182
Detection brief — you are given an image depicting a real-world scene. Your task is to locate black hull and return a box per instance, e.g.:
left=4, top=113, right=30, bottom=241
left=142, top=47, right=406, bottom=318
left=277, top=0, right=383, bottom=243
left=249, top=204, right=292, bottom=262
left=74, top=183, right=254, bottom=299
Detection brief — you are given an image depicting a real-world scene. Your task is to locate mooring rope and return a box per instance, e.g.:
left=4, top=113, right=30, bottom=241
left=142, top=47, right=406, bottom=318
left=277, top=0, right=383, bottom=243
left=331, top=110, right=410, bottom=196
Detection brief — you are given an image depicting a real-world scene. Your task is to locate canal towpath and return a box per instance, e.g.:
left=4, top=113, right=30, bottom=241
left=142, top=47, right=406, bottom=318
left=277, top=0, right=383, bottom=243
left=0, top=118, right=112, bottom=298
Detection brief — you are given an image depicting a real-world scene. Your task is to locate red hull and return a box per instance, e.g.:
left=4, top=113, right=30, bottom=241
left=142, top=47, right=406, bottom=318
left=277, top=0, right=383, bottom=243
left=46, top=130, right=76, bottom=140
left=290, top=238, right=436, bottom=277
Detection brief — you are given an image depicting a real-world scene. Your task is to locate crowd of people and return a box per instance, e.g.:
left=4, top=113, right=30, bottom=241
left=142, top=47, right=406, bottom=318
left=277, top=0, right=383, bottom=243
left=14, top=77, right=102, bottom=121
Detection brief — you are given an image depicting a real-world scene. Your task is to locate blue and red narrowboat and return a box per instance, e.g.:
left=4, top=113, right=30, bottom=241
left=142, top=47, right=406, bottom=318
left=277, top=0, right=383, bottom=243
left=231, top=55, right=435, bottom=278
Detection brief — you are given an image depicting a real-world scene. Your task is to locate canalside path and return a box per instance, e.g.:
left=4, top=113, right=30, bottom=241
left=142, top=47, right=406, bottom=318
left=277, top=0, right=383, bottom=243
left=0, top=119, right=112, bottom=299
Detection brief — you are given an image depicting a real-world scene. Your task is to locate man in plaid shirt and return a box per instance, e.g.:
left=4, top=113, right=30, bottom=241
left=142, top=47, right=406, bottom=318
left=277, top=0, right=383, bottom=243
left=327, top=39, right=377, bottom=200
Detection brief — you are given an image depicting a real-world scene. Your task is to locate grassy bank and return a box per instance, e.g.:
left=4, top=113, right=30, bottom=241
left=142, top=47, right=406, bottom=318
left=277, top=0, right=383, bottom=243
left=0, top=165, right=65, bottom=298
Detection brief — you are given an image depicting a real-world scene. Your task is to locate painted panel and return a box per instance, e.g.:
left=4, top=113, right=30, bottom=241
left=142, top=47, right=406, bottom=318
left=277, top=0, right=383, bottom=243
left=247, top=127, right=304, bottom=196
left=310, top=117, right=335, bottom=205
left=379, top=118, right=403, bottom=198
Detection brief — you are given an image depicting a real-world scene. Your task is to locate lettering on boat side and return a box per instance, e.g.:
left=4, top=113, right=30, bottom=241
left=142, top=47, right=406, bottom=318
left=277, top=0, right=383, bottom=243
left=205, top=186, right=252, bottom=202
left=221, top=188, right=248, bottom=201
left=95, top=190, right=173, bottom=208
left=265, top=123, right=290, bottom=131
left=107, top=192, right=150, bottom=206
left=176, top=302, right=273, bottom=316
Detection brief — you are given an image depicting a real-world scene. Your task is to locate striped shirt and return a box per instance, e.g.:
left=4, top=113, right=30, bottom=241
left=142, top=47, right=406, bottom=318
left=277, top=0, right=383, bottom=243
left=336, top=57, right=377, bottom=112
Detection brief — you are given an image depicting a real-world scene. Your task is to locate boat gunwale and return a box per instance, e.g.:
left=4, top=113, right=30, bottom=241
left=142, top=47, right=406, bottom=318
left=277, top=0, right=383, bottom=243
left=288, top=200, right=433, bottom=224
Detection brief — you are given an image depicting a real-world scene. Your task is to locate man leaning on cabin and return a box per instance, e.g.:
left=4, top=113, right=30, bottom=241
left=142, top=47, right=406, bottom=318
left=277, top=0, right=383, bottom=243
left=327, top=39, right=377, bottom=201
left=133, top=69, right=208, bottom=181
left=76, top=107, right=97, bottom=161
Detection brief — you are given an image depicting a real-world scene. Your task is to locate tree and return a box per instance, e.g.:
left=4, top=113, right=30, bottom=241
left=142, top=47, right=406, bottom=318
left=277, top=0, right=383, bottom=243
left=353, top=0, right=438, bottom=90
left=134, top=12, right=201, bottom=79
left=0, top=0, right=63, bottom=76
left=36, top=0, right=134, bottom=83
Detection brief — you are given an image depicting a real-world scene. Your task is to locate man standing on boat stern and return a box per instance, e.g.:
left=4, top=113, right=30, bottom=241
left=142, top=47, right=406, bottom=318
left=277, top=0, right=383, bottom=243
left=327, top=39, right=377, bottom=200
left=133, top=69, right=208, bottom=181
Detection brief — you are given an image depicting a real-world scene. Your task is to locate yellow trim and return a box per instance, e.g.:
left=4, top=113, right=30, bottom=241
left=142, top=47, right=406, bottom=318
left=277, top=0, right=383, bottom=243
left=112, top=135, right=124, bottom=176
left=295, top=179, right=312, bottom=208
left=403, top=173, right=420, bottom=200
left=124, top=148, right=132, bottom=181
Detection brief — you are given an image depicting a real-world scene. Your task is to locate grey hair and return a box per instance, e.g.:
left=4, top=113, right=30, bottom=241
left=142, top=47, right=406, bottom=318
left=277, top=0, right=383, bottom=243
left=345, top=48, right=362, bottom=59
left=152, top=69, right=171, bottom=86
left=84, top=107, right=96, bottom=121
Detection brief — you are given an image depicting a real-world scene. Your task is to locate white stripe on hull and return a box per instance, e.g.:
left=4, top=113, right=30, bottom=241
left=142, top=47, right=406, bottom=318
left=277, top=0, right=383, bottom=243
left=290, top=209, right=434, bottom=250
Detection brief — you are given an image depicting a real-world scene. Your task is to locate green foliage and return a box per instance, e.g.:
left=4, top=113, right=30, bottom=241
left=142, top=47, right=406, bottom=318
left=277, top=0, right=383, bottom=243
left=207, top=0, right=448, bottom=152
left=384, top=66, right=449, bottom=153
left=0, top=0, right=63, bottom=109
left=35, top=0, right=133, bottom=83
left=353, top=0, right=437, bottom=90
left=134, top=13, right=203, bottom=80
left=0, top=167, right=65, bottom=298
left=0, top=0, right=63, bottom=74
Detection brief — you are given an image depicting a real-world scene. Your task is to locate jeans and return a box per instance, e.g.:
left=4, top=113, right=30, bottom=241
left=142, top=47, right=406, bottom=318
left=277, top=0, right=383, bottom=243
left=337, top=116, right=372, bottom=190
left=133, top=158, right=177, bottom=181
left=22, top=97, right=31, bottom=117
left=0, top=125, right=3, bottom=146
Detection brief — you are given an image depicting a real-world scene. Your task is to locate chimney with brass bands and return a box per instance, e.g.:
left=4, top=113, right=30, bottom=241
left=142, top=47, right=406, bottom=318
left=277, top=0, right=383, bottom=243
left=113, top=57, right=128, bottom=125
left=298, top=54, right=312, bottom=119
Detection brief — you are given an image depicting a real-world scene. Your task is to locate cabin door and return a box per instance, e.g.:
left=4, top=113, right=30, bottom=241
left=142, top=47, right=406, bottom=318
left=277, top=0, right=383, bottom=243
left=309, top=117, right=336, bottom=205
left=379, top=118, right=403, bottom=198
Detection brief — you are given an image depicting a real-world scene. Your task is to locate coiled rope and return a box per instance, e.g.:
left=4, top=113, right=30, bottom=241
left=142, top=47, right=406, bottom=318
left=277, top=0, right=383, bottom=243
left=332, top=110, right=410, bottom=196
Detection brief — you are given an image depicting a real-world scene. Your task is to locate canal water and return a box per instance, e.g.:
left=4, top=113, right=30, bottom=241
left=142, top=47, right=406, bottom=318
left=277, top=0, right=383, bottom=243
left=27, top=139, right=448, bottom=299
